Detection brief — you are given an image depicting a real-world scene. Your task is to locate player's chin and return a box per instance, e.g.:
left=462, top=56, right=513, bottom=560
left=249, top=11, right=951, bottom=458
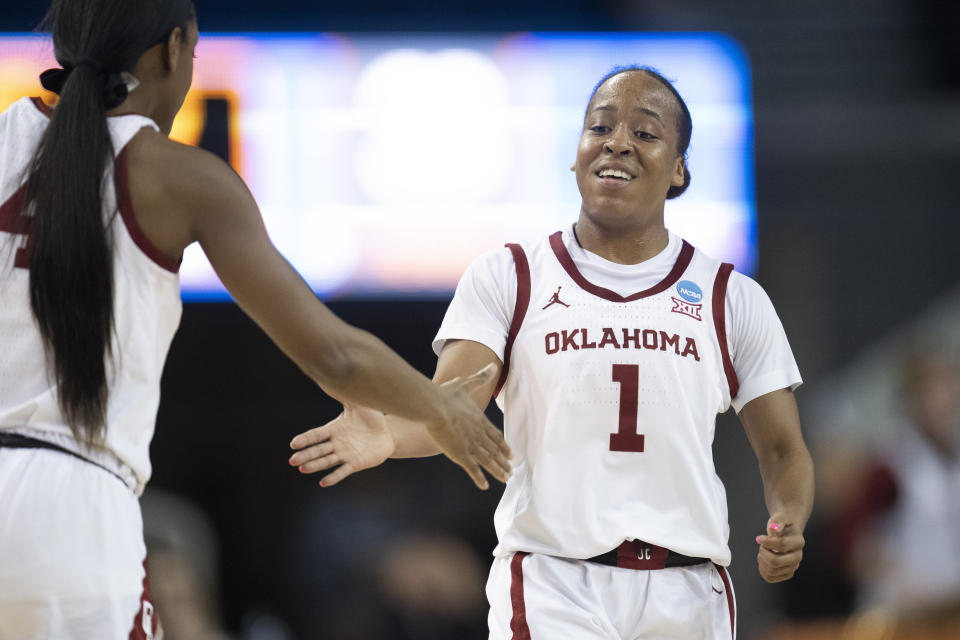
left=581, top=199, right=643, bottom=229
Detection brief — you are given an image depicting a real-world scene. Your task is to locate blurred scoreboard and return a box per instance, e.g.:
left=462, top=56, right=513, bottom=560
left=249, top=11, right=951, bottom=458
left=0, top=33, right=755, bottom=299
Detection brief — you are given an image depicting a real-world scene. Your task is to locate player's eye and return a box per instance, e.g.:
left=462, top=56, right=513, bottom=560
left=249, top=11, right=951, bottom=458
left=635, top=130, right=657, bottom=140
left=589, top=125, right=610, bottom=134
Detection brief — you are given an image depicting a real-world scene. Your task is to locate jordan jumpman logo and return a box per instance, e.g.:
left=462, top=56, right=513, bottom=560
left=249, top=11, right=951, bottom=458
left=542, top=286, right=570, bottom=310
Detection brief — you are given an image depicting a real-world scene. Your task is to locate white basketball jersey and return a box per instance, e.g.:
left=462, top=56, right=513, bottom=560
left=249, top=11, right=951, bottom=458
left=0, top=97, right=182, bottom=494
left=492, top=231, right=738, bottom=564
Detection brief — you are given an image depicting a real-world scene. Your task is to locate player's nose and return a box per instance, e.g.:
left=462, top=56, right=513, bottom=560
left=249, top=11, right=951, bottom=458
left=603, top=127, right=633, bottom=155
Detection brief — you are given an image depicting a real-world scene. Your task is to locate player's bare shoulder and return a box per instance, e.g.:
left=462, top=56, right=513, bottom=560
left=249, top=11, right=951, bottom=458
left=123, top=131, right=253, bottom=253
left=125, top=131, right=243, bottom=207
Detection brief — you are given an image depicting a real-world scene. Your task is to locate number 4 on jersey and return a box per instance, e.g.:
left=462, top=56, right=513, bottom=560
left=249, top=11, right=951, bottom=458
left=611, top=364, right=645, bottom=452
left=0, top=186, right=30, bottom=269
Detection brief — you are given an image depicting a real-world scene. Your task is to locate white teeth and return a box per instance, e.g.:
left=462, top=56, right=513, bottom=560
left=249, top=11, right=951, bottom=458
left=597, top=168, right=633, bottom=180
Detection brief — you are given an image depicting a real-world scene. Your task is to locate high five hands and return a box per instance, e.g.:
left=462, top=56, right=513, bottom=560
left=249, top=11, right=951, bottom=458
left=755, top=514, right=805, bottom=582
left=288, top=364, right=511, bottom=490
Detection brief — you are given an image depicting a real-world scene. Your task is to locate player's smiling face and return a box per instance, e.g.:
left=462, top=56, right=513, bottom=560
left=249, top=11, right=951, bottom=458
left=574, top=71, right=686, bottom=228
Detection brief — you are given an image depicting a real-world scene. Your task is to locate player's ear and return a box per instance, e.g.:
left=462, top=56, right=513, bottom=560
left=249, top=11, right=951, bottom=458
left=671, top=156, right=685, bottom=187
left=162, top=27, right=184, bottom=73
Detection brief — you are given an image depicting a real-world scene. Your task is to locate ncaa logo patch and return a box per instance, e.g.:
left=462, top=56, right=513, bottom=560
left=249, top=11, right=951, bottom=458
left=676, top=280, right=702, bottom=303
left=671, top=280, right=703, bottom=321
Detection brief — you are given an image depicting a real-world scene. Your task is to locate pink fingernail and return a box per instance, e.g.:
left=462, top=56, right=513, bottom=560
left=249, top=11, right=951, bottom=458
left=298, top=465, right=304, bottom=473
left=756, top=536, right=762, bottom=544
left=319, top=480, right=326, bottom=487
left=288, top=456, right=296, bottom=465
left=770, top=522, right=781, bottom=532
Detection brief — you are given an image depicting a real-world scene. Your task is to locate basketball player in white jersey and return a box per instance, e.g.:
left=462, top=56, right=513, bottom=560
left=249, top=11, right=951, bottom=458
left=0, top=1, right=509, bottom=637
left=290, top=66, right=815, bottom=638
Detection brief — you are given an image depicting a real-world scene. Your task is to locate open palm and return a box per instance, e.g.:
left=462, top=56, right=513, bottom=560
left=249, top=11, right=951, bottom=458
left=288, top=405, right=394, bottom=487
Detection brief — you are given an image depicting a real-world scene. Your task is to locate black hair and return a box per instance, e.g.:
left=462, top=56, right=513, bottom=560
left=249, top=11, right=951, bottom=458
left=586, top=65, right=693, bottom=199
left=25, top=0, right=195, bottom=443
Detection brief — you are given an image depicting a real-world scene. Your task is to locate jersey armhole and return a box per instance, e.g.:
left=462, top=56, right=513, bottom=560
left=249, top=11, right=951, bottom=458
left=712, top=262, right=739, bottom=401
left=494, top=243, right=531, bottom=398
left=114, top=147, right=181, bottom=274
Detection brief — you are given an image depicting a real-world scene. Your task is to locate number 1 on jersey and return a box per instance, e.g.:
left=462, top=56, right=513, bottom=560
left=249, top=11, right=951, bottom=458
left=611, top=364, right=645, bottom=452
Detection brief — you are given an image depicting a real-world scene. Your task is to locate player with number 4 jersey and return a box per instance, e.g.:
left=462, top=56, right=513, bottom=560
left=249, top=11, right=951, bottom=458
left=0, top=2, right=510, bottom=636
left=290, top=66, right=815, bottom=639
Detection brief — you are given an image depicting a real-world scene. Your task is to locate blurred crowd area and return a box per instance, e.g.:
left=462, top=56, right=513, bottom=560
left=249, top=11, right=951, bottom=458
left=142, top=457, right=499, bottom=640
left=768, top=290, right=960, bottom=640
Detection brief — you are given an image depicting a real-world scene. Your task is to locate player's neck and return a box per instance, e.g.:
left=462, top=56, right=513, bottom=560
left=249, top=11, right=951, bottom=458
left=573, top=216, right=669, bottom=265
left=106, top=84, right=173, bottom=135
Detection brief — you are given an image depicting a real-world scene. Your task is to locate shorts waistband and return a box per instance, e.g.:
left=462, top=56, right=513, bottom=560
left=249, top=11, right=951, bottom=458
left=0, top=429, right=139, bottom=494
left=585, top=540, right=710, bottom=570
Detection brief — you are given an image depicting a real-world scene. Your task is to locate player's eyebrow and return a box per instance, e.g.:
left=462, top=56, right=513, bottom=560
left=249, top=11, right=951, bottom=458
left=590, top=104, right=663, bottom=122
left=634, top=107, right=662, bottom=121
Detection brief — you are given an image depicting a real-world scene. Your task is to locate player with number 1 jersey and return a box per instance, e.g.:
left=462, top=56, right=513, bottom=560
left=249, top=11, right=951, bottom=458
left=482, top=229, right=750, bottom=565
left=289, top=66, right=814, bottom=639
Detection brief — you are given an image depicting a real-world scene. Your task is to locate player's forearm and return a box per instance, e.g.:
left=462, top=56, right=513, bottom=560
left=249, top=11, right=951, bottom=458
left=384, top=355, right=497, bottom=458
left=386, top=416, right=443, bottom=458
left=757, top=444, right=815, bottom=530
left=306, top=326, right=448, bottom=426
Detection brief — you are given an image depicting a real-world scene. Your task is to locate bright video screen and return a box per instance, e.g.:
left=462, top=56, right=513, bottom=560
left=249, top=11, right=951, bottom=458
left=0, top=33, right=755, bottom=300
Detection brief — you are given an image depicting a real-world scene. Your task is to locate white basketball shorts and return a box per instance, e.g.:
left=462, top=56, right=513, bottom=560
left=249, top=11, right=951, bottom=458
left=0, top=447, right=158, bottom=639
left=487, top=552, right=736, bottom=639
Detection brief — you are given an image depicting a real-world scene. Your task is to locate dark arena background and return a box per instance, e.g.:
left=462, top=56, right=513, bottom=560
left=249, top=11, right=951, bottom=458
left=2, top=1, right=959, bottom=639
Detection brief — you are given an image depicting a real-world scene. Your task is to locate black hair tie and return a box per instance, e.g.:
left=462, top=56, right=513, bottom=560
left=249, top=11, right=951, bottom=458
left=101, top=71, right=129, bottom=109
left=38, top=67, right=71, bottom=94
left=38, top=59, right=130, bottom=109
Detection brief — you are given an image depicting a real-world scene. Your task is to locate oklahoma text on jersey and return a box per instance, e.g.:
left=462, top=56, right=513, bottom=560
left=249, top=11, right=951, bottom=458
left=544, top=327, right=700, bottom=361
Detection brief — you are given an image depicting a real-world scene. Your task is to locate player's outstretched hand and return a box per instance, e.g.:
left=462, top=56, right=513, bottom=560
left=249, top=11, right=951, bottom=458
left=755, top=515, right=805, bottom=583
left=288, top=405, right=393, bottom=487
left=424, top=363, right=512, bottom=490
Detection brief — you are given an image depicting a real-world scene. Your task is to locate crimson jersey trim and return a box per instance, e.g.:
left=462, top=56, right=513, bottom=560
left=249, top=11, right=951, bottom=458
left=25, top=96, right=180, bottom=274
left=711, top=263, right=739, bottom=400
left=128, top=559, right=159, bottom=639
left=114, top=148, right=181, bottom=273
left=509, top=552, right=532, bottom=640
left=549, top=231, right=694, bottom=303
left=31, top=96, right=53, bottom=117
left=715, top=564, right=736, bottom=639
left=495, top=243, right=531, bottom=397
